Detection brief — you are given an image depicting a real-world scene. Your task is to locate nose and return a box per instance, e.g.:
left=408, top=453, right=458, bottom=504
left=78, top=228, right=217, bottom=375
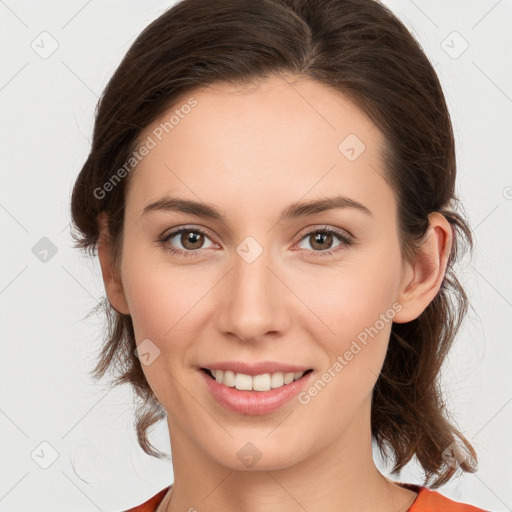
left=215, top=243, right=291, bottom=343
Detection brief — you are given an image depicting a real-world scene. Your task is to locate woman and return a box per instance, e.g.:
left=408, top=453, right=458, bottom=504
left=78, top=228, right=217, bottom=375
left=70, top=0, right=488, bottom=510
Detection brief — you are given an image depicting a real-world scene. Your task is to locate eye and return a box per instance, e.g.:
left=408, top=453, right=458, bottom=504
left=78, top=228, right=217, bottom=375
left=158, top=226, right=218, bottom=258
left=158, top=225, right=355, bottom=259
left=294, top=226, right=354, bottom=258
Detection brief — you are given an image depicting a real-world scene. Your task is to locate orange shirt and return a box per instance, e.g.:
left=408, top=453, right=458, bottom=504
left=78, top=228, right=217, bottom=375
left=125, top=483, right=488, bottom=511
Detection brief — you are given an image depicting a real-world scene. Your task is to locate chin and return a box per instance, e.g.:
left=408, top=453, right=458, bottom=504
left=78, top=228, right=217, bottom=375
left=206, top=438, right=307, bottom=472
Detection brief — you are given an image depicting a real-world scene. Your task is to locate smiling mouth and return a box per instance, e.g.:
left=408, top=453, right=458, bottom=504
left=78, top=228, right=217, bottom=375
left=201, top=367, right=313, bottom=392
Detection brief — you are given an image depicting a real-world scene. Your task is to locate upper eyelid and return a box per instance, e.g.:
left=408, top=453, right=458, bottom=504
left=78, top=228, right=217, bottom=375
left=164, top=225, right=217, bottom=243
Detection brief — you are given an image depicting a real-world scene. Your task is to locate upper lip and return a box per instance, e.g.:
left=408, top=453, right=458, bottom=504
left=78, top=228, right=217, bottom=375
left=200, top=361, right=313, bottom=376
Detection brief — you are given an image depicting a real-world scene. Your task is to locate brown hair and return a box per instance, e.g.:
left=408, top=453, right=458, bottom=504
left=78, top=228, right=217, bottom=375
left=70, top=0, right=477, bottom=488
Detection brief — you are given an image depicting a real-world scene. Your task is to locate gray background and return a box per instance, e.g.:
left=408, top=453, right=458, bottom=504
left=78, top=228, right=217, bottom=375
left=0, top=1, right=511, bottom=511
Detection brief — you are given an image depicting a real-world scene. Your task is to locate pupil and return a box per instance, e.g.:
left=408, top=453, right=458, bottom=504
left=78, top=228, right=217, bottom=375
left=313, top=232, right=331, bottom=249
left=183, top=231, right=202, bottom=249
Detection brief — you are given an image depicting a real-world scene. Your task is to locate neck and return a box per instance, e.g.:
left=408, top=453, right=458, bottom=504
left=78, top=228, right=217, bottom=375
left=161, top=397, right=417, bottom=512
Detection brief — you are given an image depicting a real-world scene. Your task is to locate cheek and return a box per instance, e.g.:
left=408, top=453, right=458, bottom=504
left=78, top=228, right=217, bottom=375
left=293, top=256, right=402, bottom=427
left=122, top=265, right=174, bottom=341
left=299, top=251, right=401, bottom=344
left=120, top=246, right=216, bottom=354
left=120, top=255, right=209, bottom=407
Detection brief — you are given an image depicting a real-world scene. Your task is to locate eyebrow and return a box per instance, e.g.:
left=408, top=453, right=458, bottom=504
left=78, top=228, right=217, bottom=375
left=141, top=194, right=373, bottom=222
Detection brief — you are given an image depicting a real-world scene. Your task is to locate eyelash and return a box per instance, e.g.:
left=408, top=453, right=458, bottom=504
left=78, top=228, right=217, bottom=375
left=158, top=225, right=354, bottom=260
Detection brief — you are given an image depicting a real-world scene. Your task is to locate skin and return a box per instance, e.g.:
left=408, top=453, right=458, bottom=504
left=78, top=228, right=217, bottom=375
left=97, top=74, right=452, bottom=512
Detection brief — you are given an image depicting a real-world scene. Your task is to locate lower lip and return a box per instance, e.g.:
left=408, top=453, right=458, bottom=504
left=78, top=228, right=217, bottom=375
left=200, top=369, right=313, bottom=415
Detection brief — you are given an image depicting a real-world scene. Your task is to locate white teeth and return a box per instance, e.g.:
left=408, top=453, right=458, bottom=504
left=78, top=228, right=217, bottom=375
left=284, top=373, right=294, bottom=385
left=235, top=373, right=253, bottom=391
left=209, top=369, right=307, bottom=391
left=270, top=372, right=284, bottom=388
left=222, top=370, right=235, bottom=387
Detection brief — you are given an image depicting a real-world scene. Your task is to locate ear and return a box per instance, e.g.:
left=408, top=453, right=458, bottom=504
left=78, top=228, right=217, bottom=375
left=393, top=212, right=453, bottom=323
left=96, top=212, right=130, bottom=315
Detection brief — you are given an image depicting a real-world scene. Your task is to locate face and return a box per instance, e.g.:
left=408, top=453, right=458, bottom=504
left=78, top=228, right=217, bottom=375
left=100, top=74, right=432, bottom=473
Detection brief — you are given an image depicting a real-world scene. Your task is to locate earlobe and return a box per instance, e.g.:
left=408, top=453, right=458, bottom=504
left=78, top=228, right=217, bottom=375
left=393, top=212, right=453, bottom=324
left=96, top=212, right=131, bottom=315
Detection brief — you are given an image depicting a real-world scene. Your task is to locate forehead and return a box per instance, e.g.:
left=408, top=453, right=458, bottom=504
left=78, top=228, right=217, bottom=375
left=126, top=75, right=394, bottom=221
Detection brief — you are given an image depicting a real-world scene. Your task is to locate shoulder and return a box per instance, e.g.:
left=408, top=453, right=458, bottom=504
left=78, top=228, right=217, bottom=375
left=123, top=483, right=489, bottom=512
left=405, top=484, right=489, bottom=512
left=124, top=486, right=171, bottom=512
